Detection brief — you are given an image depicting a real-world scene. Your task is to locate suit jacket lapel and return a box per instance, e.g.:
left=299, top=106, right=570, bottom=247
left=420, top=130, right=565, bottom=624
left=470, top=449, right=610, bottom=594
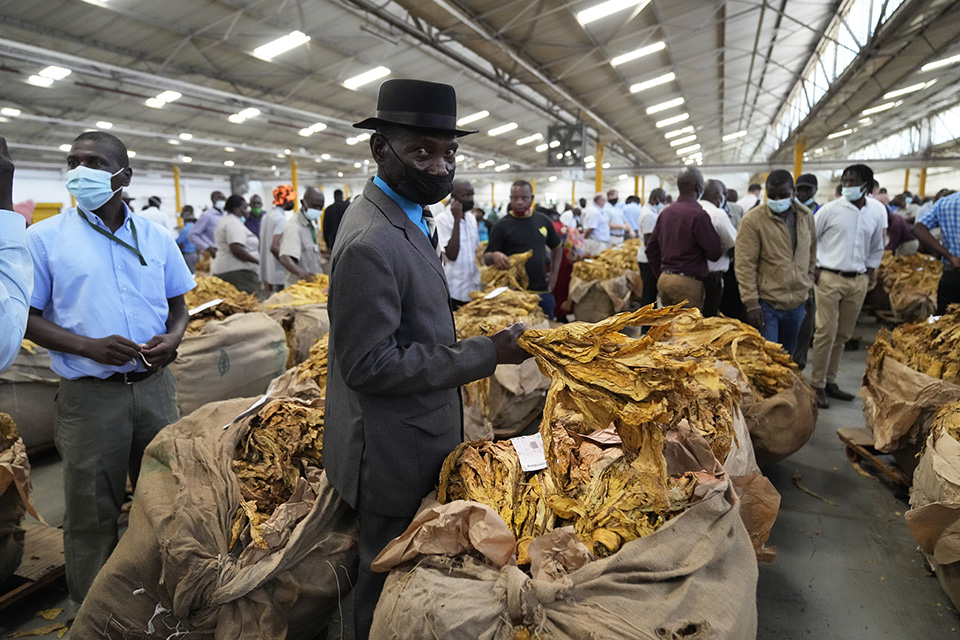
left=362, top=180, right=449, bottom=288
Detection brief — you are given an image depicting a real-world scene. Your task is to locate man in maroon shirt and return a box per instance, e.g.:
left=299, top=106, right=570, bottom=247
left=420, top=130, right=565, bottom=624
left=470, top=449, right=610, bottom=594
left=646, top=168, right=724, bottom=311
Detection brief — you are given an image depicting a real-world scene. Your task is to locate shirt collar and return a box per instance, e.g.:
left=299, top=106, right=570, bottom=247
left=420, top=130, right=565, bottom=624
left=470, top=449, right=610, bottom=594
left=79, top=202, right=134, bottom=231
left=373, top=174, right=425, bottom=222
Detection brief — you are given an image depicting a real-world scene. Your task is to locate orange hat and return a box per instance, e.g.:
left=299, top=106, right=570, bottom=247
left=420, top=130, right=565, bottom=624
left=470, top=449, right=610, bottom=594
left=273, top=184, right=297, bottom=206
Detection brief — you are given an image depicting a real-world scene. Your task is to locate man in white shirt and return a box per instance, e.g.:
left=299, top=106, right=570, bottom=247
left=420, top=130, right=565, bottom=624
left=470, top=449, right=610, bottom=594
left=582, top=193, right=610, bottom=256
left=700, top=180, right=738, bottom=317
left=0, top=137, right=33, bottom=372
left=811, top=164, right=885, bottom=409
left=737, top=183, right=762, bottom=212
left=603, top=189, right=632, bottom=246
left=138, top=196, right=177, bottom=238
left=559, top=204, right=579, bottom=230
left=636, top=188, right=666, bottom=308
left=260, top=184, right=295, bottom=292
left=436, top=180, right=482, bottom=308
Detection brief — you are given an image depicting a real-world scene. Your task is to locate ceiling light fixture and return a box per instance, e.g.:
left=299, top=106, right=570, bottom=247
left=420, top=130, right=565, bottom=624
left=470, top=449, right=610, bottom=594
left=548, top=176, right=558, bottom=182
left=664, top=126, right=695, bottom=139
left=58, top=143, right=71, bottom=152
left=0, top=108, right=20, bottom=117
left=721, top=130, right=747, bottom=142
left=355, top=133, right=371, bottom=142
left=669, top=135, right=697, bottom=147
left=145, top=98, right=166, bottom=109
left=578, top=0, right=651, bottom=26
left=345, top=137, right=359, bottom=145
left=156, top=90, right=182, bottom=103
left=827, top=129, right=853, bottom=139
left=168, top=139, right=181, bottom=146
left=675, top=144, right=701, bottom=155
left=516, top=133, right=543, bottom=145
left=353, top=162, right=362, bottom=168
left=179, top=132, right=193, bottom=140
left=343, top=66, right=391, bottom=90
left=629, top=71, right=675, bottom=94
left=457, top=110, right=489, bottom=126
left=655, top=112, right=689, bottom=128
left=618, top=174, right=628, bottom=181
left=26, top=75, right=54, bottom=87
left=455, top=155, right=465, bottom=163
left=238, top=107, right=260, bottom=119
left=181, top=156, right=192, bottom=163
left=921, top=53, right=960, bottom=72
left=488, top=122, right=519, bottom=136
left=253, top=31, right=311, bottom=61
left=549, top=140, right=561, bottom=148
left=535, top=143, right=549, bottom=152
left=883, top=80, right=936, bottom=100
left=610, top=41, right=665, bottom=66
left=601, top=162, right=611, bottom=168
left=39, top=66, right=72, bottom=80
left=128, top=151, right=136, bottom=158
left=321, top=153, right=331, bottom=160
left=95, top=121, right=113, bottom=129
left=224, top=160, right=235, bottom=167
left=861, top=100, right=902, bottom=116
left=585, top=162, right=596, bottom=169
left=646, top=97, right=684, bottom=114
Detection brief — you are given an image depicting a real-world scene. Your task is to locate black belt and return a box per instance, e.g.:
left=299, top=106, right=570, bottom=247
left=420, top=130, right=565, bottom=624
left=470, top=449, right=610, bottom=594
left=663, top=270, right=705, bottom=282
left=84, top=367, right=162, bottom=384
left=821, top=267, right=865, bottom=278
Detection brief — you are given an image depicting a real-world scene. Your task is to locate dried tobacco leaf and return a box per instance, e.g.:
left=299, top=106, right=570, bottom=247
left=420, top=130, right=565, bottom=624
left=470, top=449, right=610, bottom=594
left=264, top=275, right=330, bottom=308
left=572, top=239, right=644, bottom=281
left=868, top=304, right=960, bottom=385
left=0, top=412, right=19, bottom=451
left=933, top=400, right=960, bottom=444
left=480, top=250, right=532, bottom=291
left=230, top=399, right=324, bottom=548
left=296, top=335, right=330, bottom=389
left=879, top=251, right=942, bottom=300
left=185, top=276, right=262, bottom=334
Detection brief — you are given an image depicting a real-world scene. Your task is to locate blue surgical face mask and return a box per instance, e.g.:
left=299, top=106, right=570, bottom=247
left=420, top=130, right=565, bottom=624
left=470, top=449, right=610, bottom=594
left=803, top=197, right=816, bottom=207
left=842, top=185, right=865, bottom=202
left=304, top=207, right=322, bottom=221
left=65, top=165, right=125, bottom=212
left=767, top=197, right=792, bottom=214
left=719, top=195, right=726, bottom=210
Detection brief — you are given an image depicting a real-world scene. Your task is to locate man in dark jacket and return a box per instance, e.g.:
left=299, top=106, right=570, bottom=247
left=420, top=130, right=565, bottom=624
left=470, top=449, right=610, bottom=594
left=325, top=79, right=528, bottom=639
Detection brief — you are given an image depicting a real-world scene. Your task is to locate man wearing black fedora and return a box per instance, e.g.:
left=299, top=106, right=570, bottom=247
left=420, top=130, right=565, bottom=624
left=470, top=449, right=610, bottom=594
left=324, top=78, right=530, bottom=638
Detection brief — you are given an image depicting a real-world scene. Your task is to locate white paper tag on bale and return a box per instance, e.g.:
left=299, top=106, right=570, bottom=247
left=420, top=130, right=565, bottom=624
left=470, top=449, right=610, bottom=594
left=511, top=433, right=547, bottom=472
left=484, top=286, right=509, bottom=299
left=189, top=298, right=223, bottom=316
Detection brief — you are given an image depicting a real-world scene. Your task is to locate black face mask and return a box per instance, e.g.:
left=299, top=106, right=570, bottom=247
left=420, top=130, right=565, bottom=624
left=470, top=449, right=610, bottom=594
left=608, top=198, right=618, bottom=206
left=460, top=199, right=475, bottom=212
left=385, top=139, right=455, bottom=205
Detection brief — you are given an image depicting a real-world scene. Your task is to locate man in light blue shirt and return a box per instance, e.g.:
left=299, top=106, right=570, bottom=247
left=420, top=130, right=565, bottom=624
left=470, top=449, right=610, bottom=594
left=622, top=194, right=642, bottom=235
left=25, top=131, right=195, bottom=614
left=915, top=191, right=960, bottom=314
left=0, top=137, right=33, bottom=372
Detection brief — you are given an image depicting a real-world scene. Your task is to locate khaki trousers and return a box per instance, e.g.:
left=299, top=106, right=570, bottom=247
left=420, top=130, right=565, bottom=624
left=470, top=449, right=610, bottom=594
left=657, top=273, right=705, bottom=311
left=810, top=271, right=869, bottom=388
left=55, top=367, right=180, bottom=607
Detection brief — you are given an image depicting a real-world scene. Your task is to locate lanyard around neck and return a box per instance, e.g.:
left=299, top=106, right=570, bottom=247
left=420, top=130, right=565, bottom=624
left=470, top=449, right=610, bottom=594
left=78, top=209, right=147, bottom=266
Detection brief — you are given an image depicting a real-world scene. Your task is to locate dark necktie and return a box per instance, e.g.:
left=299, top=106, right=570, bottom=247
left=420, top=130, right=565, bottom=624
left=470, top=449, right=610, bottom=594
left=422, top=207, right=440, bottom=254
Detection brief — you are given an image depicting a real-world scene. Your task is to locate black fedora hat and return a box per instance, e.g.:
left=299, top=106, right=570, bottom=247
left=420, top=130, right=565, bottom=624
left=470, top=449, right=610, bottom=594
left=353, top=79, right=477, bottom=137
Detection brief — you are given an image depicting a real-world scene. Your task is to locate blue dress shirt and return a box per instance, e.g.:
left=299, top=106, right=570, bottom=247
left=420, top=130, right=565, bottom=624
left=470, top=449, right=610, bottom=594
left=26, top=206, right=196, bottom=380
left=0, top=209, right=33, bottom=371
left=372, top=175, right=431, bottom=239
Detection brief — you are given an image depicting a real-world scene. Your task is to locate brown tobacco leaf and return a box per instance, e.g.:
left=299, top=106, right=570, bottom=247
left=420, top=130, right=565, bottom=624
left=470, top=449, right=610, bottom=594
left=879, top=251, right=942, bottom=300
left=932, top=400, right=960, bottom=445
left=572, top=238, right=644, bottom=281
left=455, top=289, right=545, bottom=340
left=264, top=275, right=330, bottom=308
left=0, top=411, right=19, bottom=451
left=296, top=334, right=330, bottom=389
left=185, top=276, right=262, bottom=334
left=480, top=250, right=532, bottom=291
left=869, top=304, right=960, bottom=385
left=230, top=399, right=324, bottom=549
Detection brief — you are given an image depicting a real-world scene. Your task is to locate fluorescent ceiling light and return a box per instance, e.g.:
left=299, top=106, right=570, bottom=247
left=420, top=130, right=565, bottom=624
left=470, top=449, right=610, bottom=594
left=494, top=164, right=511, bottom=172
left=168, top=139, right=181, bottom=145
left=859, top=117, right=873, bottom=125
left=488, top=122, right=519, bottom=136
left=655, top=112, right=689, bottom=128
left=455, top=155, right=465, bottom=163
left=39, top=65, right=72, bottom=80
left=224, top=160, right=235, bottom=167
left=630, top=71, right=675, bottom=94
left=95, top=121, right=113, bottom=129
left=618, top=174, right=628, bottom=181
left=308, top=122, right=327, bottom=133
left=548, top=176, right=558, bottom=182
left=26, top=75, right=54, bottom=87
left=457, top=110, right=489, bottom=126
left=827, top=129, right=853, bottom=139
left=178, top=132, right=193, bottom=140
left=1, top=108, right=21, bottom=117
left=315, top=157, right=322, bottom=163
left=664, top=126, right=694, bottom=139
left=721, top=130, right=747, bottom=142
left=602, top=162, right=611, bottom=168
left=145, top=98, right=165, bottom=109
left=646, top=97, right=684, bottom=115
left=356, top=133, right=371, bottom=142
left=156, top=90, right=182, bottom=103
left=345, top=137, right=359, bottom=145
left=861, top=100, right=901, bottom=116
left=612, top=41, right=665, bottom=67
left=517, top=133, right=543, bottom=145
left=585, top=162, right=596, bottom=169
left=669, top=135, right=697, bottom=147
left=128, top=151, right=136, bottom=158
left=675, top=144, right=701, bottom=155
left=555, top=153, right=564, bottom=160
left=181, top=157, right=192, bottom=163
left=59, top=144, right=71, bottom=152
left=535, top=143, right=549, bottom=152
left=253, top=31, right=310, bottom=61
left=228, top=114, right=245, bottom=124
left=321, top=153, right=331, bottom=160
left=921, top=53, right=960, bottom=72
left=238, top=107, right=260, bottom=119
left=284, top=148, right=292, bottom=155
left=343, top=66, right=391, bottom=90
left=578, top=0, right=651, bottom=26
left=353, top=162, right=362, bottom=168
left=299, top=128, right=314, bottom=137
left=549, top=140, right=561, bottom=148
left=883, top=80, right=935, bottom=100
left=584, top=155, right=595, bottom=162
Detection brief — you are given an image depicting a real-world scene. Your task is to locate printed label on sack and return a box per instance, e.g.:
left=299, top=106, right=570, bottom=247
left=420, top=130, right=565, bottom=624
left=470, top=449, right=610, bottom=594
left=188, top=298, right=223, bottom=316
left=511, top=433, right=548, bottom=472
left=484, top=286, right=509, bottom=299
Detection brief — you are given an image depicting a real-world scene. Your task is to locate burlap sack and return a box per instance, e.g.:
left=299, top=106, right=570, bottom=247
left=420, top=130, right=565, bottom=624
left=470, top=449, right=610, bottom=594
left=463, top=359, right=550, bottom=441
left=569, top=271, right=641, bottom=323
left=742, top=373, right=818, bottom=468
left=888, top=286, right=937, bottom=323
left=73, top=397, right=358, bottom=640
left=0, top=416, right=43, bottom=584
left=370, top=426, right=758, bottom=639
left=905, top=428, right=960, bottom=610
left=268, top=367, right=324, bottom=401
left=862, top=354, right=960, bottom=453
left=0, top=344, right=59, bottom=452
left=263, top=304, right=329, bottom=367
left=171, top=312, right=289, bottom=416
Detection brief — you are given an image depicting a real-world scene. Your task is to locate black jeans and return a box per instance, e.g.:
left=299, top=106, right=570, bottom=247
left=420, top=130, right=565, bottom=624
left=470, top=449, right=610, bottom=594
left=703, top=272, right=724, bottom=317
left=794, top=292, right=816, bottom=370
left=638, top=262, right=658, bottom=308
left=938, top=266, right=960, bottom=315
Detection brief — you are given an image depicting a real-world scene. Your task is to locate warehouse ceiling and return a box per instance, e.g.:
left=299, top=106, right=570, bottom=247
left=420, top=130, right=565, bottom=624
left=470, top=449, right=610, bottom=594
left=0, top=0, right=958, bottom=183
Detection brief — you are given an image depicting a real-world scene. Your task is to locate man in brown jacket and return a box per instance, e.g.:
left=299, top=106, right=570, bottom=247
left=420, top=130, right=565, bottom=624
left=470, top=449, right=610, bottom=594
left=735, top=170, right=815, bottom=357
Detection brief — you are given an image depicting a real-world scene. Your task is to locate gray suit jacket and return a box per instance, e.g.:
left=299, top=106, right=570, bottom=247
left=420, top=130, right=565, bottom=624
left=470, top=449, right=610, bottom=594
left=325, top=180, right=497, bottom=517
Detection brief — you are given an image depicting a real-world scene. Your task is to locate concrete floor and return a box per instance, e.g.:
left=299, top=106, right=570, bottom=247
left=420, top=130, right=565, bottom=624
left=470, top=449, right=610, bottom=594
left=3, top=318, right=959, bottom=638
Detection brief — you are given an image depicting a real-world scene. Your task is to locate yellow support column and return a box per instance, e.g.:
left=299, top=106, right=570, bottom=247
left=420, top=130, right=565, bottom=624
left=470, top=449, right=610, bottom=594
left=919, top=168, right=928, bottom=198
left=491, top=182, right=495, bottom=209
left=290, top=158, right=300, bottom=211
left=531, top=179, right=535, bottom=196
left=641, top=176, right=646, bottom=204
left=595, top=141, right=604, bottom=194
left=634, top=175, right=639, bottom=198
left=173, top=164, right=182, bottom=217
left=571, top=181, right=576, bottom=206
left=793, top=136, right=805, bottom=179
left=904, top=169, right=911, bottom=193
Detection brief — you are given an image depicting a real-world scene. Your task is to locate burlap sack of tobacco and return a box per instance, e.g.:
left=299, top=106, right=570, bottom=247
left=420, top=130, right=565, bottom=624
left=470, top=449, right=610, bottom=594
left=263, top=304, right=330, bottom=368
left=862, top=353, right=960, bottom=454
left=171, top=313, right=289, bottom=416
left=0, top=343, right=59, bottom=452
left=888, top=285, right=937, bottom=323
left=369, top=430, right=757, bottom=639
left=0, top=413, right=43, bottom=584
left=72, top=397, right=358, bottom=640
left=463, top=359, right=549, bottom=441
left=568, top=271, right=641, bottom=323
left=742, top=372, right=818, bottom=468
left=905, top=403, right=960, bottom=610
